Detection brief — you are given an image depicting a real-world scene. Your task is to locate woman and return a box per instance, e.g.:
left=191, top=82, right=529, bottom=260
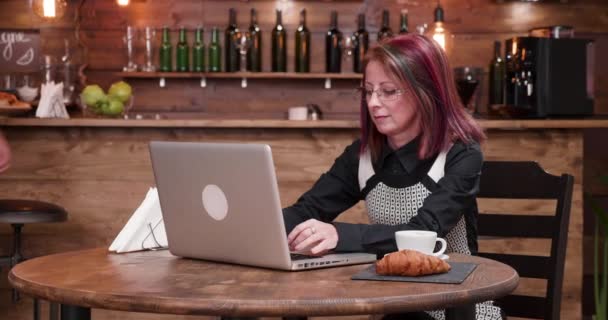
left=283, top=34, right=502, bottom=319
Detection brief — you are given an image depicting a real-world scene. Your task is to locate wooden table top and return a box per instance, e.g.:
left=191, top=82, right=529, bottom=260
left=9, top=248, right=519, bottom=317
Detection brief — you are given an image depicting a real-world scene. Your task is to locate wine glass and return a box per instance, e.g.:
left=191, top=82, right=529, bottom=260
left=454, top=66, right=483, bottom=115
left=123, top=26, right=139, bottom=72
left=142, top=26, right=156, bottom=72
left=341, top=35, right=356, bottom=67
left=233, top=30, right=251, bottom=73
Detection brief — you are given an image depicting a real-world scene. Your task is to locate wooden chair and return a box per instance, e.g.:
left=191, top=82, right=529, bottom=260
left=477, top=161, right=574, bottom=320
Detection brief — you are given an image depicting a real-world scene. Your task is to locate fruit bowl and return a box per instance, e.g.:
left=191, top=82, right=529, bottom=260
left=78, top=94, right=134, bottom=118
left=79, top=81, right=134, bottom=118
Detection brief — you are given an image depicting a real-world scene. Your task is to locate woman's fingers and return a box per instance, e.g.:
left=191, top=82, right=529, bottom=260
left=287, top=220, right=314, bottom=244
left=293, top=231, right=322, bottom=252
left=289, top=227, right=316, bottom=250
left=309, top=239, right=333, bottom=256
left=287, top=219, right=338, bottom=255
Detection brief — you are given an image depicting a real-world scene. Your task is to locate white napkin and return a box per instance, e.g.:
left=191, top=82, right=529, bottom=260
left=36, top=81, right=70, bottom=119
left=109, top=187, right=168, bottom=253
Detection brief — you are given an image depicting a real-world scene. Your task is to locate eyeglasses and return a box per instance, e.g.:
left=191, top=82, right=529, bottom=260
left=357, top=86, right=405, bottom=102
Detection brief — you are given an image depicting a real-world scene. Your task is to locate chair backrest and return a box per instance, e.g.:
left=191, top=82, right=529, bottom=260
left=477, top=161, right=574, bottom=320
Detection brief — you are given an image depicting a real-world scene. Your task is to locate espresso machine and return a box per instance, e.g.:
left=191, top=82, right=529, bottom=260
left=504, top=36, right=594, bottom=117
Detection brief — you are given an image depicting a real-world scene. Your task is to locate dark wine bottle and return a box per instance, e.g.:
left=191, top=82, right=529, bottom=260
left=489, top=41, right=505, bottom=106
left=224, top=8, right=239, bottom=72
left=399, top=9, right=409, bottom=34
left=295, top=9, right=310, bottom=73
left=325, top=11, right=342, bottom=73
left=378, top=10, right=393, bottom=42
left=271, top=9, right=287, bottom=72
left=159, top=26, right=172, bottom=72
left=176, top=27, right=189, bottom=72
left=192, top=27, right=205, bottom=72
left=208, top=27, right=222, bottom=72
left=247, top=8, right=262, bottom=72
left=353, top=13, right=369, bottom=74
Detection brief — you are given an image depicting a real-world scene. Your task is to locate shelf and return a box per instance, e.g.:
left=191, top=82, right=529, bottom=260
left=117, top=71, right=362, bottom=89
left=3, top=117, right=608, bottom=129
left=116, top=71, right=363, bottom=80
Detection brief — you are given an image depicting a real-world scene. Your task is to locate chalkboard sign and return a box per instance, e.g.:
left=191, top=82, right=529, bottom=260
left=0, top=30, right=40, bottom=73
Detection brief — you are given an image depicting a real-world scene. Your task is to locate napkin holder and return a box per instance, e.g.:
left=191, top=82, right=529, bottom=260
left=109, top=187, right=168, bottom=253
left=36, top=81, right=70, bottom=119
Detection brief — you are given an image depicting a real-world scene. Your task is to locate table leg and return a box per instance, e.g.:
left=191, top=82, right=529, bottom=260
left=445, top=304, right=475, bottom=320
left=60, top=304, right=91, bottom=320
left=50, top=302, right=59, bottom=320
left=33, top=299, right=40, bottom=320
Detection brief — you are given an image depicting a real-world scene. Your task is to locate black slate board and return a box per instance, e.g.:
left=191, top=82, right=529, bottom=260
left=351, top=262, right=477, bottom=284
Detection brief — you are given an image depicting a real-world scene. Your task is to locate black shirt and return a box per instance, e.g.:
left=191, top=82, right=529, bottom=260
left=282, top=138, right=483, bottom=255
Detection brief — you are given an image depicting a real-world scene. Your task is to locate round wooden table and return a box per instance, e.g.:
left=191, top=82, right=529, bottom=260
left=9, top=248, right=518, bottom=319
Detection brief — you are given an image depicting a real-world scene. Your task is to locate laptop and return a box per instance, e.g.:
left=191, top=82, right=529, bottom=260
left=149, top=141, right=377, bottom=271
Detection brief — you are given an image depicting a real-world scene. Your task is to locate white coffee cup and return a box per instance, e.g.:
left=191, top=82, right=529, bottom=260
left=288, top=106, right=308, bottom=120
left=395, top=230, right=447, bottom=257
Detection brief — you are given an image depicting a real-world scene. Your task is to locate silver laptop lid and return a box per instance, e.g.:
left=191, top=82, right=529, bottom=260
left=149, top=141, right=293, bottom=270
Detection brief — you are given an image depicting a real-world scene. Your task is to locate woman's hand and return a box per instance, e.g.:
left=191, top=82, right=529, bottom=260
left=287, top=219, right=338, bottom=256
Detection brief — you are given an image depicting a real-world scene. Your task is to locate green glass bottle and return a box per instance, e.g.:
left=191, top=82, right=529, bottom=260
left=271, top=9, right=287, bottom=72
left=247, top=8, right=262, bottom=72
left=295, top=9, right=310, bottom=73
left=378, top=10, right=393, bottom=42
left=353, top=14, right=369, bottom=74
left=325, top=11, right=342, bottom=73
left=176, top=27, right=189, bottom=72
left=489, top=41, right=505, bottom=106
left=225, top=8, right=239, bottom=72
left=193, top=27, right=205, bottom=72
left=159, top=26, right=172, bottom=72
left=399, top=9, right=409, bottom=34
left=208, top=27, right=222, bottom=72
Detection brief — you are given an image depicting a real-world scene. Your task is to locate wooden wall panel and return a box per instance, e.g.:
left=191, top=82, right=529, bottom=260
left=0, top=126, right=584, bottom=320
left=1, top=0, right=606, bottom=113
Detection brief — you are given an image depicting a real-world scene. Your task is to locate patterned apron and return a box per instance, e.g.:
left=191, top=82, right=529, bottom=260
left=358, top=147, right=503, bottom=320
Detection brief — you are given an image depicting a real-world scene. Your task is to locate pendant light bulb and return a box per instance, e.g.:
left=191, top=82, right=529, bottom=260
left=117, top=0, right=130, bottom=6
left=30, top=0, right=67, bottom=19
left=427, top=1, right=452, bottom=55
left=432, top=23, right=446, bottom=50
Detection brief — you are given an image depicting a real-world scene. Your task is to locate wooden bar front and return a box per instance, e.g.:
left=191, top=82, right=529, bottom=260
left=0, top=118, right=600, bottom=320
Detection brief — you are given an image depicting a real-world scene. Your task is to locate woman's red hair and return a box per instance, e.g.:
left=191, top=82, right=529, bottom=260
left=360, top=34, right=485, bottom=160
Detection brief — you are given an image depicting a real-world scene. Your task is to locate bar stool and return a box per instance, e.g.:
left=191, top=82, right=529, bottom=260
left=0, top=199, right=68, bottom=320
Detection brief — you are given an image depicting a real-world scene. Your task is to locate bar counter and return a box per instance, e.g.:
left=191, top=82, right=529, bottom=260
left=2, top=116, right=608, bottom=128
left=1, top=116, right=606, bottom=320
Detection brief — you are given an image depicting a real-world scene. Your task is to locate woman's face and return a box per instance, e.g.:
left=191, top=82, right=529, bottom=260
left=364, top=60, right=421, bottom=149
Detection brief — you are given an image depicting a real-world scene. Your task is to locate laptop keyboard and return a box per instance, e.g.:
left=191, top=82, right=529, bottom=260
left=290, top=253, right=316, bottom=261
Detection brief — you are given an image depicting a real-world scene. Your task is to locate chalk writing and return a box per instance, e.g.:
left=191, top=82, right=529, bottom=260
left=0, top=30, right=40, bottom=73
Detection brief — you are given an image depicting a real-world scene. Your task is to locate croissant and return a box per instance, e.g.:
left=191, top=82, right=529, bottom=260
left=376, top=249, right=451, bottom=276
